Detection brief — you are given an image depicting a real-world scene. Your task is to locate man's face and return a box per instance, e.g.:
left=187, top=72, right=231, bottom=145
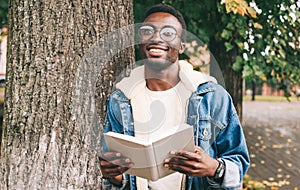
left=138, top=12, right=185, bottom=69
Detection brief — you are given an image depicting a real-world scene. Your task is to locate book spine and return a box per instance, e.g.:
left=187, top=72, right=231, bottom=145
left=147, top=144, right=160, bottom=181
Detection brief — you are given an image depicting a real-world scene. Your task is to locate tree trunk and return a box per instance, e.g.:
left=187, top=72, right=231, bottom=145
left=0, top=0, right=134, bottom=189
left=251, top=80, right=256, bottom=101
left=209, top=39, right=243, bottom=121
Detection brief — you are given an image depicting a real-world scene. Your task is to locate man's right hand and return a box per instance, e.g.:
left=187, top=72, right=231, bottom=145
left=100, top=151, right=134, bottom=181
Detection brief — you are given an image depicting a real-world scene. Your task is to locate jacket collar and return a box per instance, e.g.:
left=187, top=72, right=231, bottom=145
left=116, top=60, right=217, bottom=99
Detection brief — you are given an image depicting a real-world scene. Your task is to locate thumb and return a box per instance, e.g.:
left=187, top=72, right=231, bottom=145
left=195, top=146, right=204, bottom=154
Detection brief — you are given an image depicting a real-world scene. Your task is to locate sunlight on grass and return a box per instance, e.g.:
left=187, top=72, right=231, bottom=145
left=243, top=95, right=298, bottom=102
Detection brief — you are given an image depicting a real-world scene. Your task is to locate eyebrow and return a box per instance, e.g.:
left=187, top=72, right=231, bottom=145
left=141, top=23, right=178, bottom=30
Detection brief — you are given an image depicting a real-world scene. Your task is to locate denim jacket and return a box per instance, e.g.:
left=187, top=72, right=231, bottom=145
left=102, top=62, right=250, bottom=190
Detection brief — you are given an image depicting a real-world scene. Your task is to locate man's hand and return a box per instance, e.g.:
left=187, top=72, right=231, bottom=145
left=99, top=151, right=134, bottom=185
left=164, top=146, right=219, bottom=177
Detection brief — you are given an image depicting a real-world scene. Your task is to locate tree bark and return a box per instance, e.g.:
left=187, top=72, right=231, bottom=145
left=0, top=0, right=134, bottom=189
left=209, top=39, right=243, bottom=121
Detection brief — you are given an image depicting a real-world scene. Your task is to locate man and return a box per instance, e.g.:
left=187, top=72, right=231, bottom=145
left=100, top=4, right=250, bottom=190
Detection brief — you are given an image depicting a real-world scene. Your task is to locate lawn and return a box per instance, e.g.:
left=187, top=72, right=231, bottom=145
left=243, top=95, right=299, bottom=102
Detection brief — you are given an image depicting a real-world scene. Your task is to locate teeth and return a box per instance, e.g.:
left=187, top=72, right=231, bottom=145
left=149, top=49, right=164, bottom=53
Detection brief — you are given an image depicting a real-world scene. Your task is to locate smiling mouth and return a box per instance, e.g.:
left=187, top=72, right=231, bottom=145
left=146, top=46, right=169, bottom=54
left=149, top=48, right=165, bottom=53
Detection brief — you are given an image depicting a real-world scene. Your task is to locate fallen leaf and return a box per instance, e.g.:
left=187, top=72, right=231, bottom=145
left=277, top=174, right=283, bottom=178
left=268, top=177, right=274, bottom=181
left=277, top=168, right=282, bottom=172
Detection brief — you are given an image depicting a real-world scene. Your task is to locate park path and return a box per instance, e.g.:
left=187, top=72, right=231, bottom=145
left=243, top=101, right=300, bottom=190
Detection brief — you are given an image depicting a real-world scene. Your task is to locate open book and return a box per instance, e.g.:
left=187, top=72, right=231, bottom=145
left=103, top=124, right=195, bottom=181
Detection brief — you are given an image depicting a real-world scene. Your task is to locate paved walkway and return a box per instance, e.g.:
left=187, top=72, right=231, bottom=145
left=243, top=101, right=300, bottom=190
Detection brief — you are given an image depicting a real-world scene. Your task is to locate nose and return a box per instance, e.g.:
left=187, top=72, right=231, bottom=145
left=151, top=30, right=163, bottom=42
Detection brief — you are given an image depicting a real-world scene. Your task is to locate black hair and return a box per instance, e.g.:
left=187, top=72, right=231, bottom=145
left=142, top=3, right=186, bottom=42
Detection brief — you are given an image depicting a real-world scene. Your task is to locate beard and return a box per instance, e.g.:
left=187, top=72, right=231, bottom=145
left=144, top=58, right=174, bottom=71
left=138, top=47, right=179, bottom=71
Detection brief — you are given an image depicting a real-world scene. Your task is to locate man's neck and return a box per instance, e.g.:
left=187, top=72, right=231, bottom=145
left=145, top=62, right=180, bottom=91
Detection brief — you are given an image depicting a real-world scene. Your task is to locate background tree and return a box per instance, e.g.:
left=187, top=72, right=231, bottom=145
left=135, top=0, right=300, bottom=118
left=0, top=0, right=134, bottom=189
left=241, top=0, right=300, bottom=99
left=0, top=0, right=8, bottom=26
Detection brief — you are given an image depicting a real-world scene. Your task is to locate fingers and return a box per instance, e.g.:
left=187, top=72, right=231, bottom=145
left=100, top=151, right=134, bottom=179
left=100, top=151, right=121, bottom=160
left=166, top=163, right=203, bottom=176
left=169, top=150, right=202, bottom=162
left=100, top=151, right=133, bottom=167
left=99, top=151, right=134, bottom=178
left=163, top=148, right=206, bottom=176
left=165, top=156, right=202, bottom=170
left=102, top=165, right=128, bottom=178
left=100, top=158, right=132, bottom=169
left=164, top=148, right=218, bottom=177
left=164, top=156, right=204, bottom=176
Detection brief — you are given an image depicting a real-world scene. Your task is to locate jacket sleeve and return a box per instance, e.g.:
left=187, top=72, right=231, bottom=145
left=101, top=93, right=123, bottom=152
left=210, top=86, right=250, bottom=188
left=216, top=112, right=250, bottom=188
left=103, top=92, right=125, bottom=134
left=101, top=174, right=130, bottom=190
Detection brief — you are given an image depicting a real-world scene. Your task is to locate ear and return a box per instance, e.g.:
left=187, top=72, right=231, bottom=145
left=179, top=42, right=185, bottom=54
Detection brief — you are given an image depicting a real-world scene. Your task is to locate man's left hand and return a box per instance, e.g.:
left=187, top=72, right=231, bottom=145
left=164, top=146, right=219, bottom=177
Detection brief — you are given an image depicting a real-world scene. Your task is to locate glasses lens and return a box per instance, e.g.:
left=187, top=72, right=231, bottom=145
left=160, top=27, right=177, bottom=42
left=139, top=25, right=154, bottom=40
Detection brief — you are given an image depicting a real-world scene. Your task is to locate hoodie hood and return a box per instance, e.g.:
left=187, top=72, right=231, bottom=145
left=116, top=60, right=217, bottom=99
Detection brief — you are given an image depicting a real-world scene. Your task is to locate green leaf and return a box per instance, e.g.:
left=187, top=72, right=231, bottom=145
left=221, top=29, right=232, bottom=40
left=225, top=42, right=234, bottom=52
left=226, top=23, right=235, bottom=30
left=242, top=65, right=252, bottom=78
left=238, top=28, right=247, bottom=39
left=232, top=56, right=244, bottom=72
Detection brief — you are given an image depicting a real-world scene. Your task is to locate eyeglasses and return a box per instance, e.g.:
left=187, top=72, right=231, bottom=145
left=138, top=25, right=178, bottom=42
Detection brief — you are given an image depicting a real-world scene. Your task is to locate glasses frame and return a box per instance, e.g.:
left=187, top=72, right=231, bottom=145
left=138, top=24, right=179, bottom=42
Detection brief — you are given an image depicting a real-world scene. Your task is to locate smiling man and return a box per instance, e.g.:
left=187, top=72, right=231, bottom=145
left=100, top=4, right=250, bottom=190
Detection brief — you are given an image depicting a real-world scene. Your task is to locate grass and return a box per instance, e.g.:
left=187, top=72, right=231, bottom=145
left=243, top=95, right=299, bottom=102
left=243, top=174, right=266, bottom=190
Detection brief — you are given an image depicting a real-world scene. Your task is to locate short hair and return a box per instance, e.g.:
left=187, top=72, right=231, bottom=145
left=142, top=4, right=186, bottom=42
